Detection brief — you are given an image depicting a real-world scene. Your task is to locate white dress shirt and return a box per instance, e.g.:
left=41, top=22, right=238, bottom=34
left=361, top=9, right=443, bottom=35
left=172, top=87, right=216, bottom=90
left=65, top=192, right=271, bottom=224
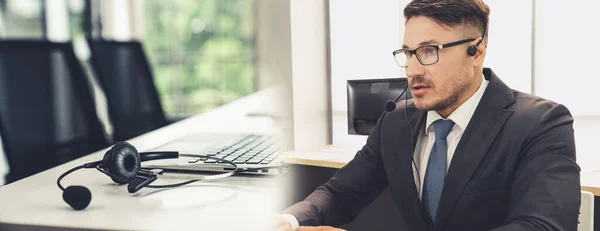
left=413, top=75, right=488, bottom=199
left=283, top=75, right=489, bottom=230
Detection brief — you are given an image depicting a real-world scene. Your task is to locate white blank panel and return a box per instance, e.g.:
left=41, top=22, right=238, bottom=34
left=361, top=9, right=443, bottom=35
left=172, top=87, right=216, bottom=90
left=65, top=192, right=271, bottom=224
left=534, top=0, right=600, bottom=116
left=290, top=0, right=330, bottom=150
left=483, top=0, right=532, bottom=93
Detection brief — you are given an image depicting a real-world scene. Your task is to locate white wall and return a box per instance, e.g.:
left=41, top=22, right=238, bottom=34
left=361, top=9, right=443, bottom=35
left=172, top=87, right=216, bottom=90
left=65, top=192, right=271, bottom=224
left=329, top=0, right=405, bottom=112
left=289, top=0, right=331, bottom=151
left=534, top=0, right=600, bottom=162
left=483, top=0, right=532, bottom=93
left=534, top=0, right=600, bottom=116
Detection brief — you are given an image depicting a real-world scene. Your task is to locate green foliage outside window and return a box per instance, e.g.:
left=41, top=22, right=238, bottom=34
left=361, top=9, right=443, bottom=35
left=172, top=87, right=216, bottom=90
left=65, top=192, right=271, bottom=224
left=144, top=0, right=256, bottom=118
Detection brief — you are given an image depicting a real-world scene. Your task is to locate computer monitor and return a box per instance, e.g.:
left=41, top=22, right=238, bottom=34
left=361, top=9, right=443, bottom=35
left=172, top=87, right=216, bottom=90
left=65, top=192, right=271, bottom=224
left=347, top=78, right=412, bottom=135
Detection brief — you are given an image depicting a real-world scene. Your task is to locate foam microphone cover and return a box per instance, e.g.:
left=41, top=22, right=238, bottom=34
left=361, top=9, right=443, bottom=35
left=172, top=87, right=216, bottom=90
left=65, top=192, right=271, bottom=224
left=384, top=100, right=397, bottom=112
left=63, top=185, right=92, bottom=210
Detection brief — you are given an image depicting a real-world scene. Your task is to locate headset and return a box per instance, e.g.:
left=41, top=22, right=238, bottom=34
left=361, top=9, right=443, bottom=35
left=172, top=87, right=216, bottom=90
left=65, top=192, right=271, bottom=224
left=467, top=24, right=488, bottom=57
left=383, top=84, right=420, bottom=189
left=57, top=141, right=280, bottom=210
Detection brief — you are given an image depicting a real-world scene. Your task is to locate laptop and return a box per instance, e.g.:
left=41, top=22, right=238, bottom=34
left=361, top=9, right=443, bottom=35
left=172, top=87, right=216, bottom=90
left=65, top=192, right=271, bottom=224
left=141, top=132, right=289, bottom=174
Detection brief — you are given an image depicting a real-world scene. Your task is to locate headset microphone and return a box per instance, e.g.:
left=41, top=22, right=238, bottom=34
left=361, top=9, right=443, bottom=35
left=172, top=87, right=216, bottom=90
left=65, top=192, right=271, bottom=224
left=62, top=185, right=92, bottom=210
left=384, top=83, right=409, bottom=113
left=384, top=100, right=397, bottom=113
left=57, top=161, right=101, bottom=210
left=381, top=80, right=421, bottom=194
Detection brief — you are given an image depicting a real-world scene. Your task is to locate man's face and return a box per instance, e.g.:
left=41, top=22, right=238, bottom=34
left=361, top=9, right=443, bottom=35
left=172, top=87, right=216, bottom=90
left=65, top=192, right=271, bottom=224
left=403, top=16, right=480, bottom=113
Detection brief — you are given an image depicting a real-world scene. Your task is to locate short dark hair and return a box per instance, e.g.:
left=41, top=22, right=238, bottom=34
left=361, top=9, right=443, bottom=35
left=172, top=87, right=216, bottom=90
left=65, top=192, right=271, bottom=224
left=404, top=0, right=490, bottom=42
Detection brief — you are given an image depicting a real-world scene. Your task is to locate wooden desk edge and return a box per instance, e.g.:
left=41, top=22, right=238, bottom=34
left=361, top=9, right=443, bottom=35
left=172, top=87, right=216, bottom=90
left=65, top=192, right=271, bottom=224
left=285, top=158, right=347, bottom=169
left=581, top=186, right=600, bottom=197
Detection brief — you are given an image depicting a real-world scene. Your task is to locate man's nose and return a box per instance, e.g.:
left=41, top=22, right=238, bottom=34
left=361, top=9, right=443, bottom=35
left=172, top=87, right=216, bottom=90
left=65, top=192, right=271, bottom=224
left=405, top=55, right=425, bottom=80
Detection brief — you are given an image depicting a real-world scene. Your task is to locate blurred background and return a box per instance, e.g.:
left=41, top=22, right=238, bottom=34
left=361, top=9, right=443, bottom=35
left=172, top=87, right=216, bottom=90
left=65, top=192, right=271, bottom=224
left=0, top=0, right=293, bottom=185
left=1, top=0, right=259, bottom=117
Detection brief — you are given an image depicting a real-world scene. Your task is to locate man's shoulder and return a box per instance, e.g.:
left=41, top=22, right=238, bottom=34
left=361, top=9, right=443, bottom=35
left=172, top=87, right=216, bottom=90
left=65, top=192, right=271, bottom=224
left=509, top=89, right=570, bottom=120
left=499, top=89, right=574, bottom=142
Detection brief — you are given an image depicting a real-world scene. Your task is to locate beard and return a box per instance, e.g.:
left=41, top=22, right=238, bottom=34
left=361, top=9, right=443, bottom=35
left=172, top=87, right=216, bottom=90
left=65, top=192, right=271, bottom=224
left=428, top=85, right=465, bottom=111
left=411, top=75, right=471, bottom=112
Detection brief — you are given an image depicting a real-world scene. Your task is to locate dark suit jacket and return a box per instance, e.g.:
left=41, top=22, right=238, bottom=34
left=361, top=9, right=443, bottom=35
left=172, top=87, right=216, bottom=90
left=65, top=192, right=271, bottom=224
left=284, top=68, right=581, bottom=231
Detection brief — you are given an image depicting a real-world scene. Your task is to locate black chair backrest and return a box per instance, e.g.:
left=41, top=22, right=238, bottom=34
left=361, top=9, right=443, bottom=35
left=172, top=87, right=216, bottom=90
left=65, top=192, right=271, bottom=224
left=86, top=39, right=168, bottom=142
left=0, top=40, right=108, bottom=183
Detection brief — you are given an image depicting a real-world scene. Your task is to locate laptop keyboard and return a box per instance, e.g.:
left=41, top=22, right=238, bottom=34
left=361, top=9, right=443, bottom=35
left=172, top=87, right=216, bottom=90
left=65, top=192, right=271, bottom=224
left=188, top=134, right=283, bottom=165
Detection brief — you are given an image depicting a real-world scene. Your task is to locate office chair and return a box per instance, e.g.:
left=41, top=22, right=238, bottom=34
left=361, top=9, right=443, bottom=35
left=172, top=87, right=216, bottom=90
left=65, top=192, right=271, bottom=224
left=86, top=39, right=169, bottom=142
left=0, top=40, right=109, bottom=183
left=579, top=190, right=595, bottom=231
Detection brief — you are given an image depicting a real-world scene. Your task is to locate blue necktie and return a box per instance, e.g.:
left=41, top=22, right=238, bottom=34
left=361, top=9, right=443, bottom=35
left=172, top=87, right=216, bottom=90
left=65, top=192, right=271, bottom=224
left=422, top=119, right=454, bottom=224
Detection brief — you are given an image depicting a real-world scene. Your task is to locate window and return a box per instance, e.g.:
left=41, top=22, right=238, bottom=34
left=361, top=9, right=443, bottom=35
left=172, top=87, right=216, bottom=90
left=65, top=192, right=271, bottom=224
left=0, top=0, right=44, bottom=38
left=143, top=0, right=257, bottom=119
left=67, top=0, right=85, bottom=40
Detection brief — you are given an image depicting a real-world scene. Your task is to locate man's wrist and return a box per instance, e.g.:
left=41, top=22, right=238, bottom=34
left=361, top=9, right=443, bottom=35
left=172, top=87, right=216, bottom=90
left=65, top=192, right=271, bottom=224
left=281, top=213, right=300, bottom=230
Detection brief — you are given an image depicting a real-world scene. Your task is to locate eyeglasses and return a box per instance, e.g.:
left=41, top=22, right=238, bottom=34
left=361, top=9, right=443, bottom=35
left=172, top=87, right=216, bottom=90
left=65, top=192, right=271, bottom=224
left=392, top=38, right=475, bottom=67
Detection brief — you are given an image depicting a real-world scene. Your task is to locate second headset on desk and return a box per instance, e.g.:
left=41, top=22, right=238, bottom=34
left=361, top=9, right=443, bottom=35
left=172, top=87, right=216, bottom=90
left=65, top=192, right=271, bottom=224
left=57, top=141, right=282, bottom=211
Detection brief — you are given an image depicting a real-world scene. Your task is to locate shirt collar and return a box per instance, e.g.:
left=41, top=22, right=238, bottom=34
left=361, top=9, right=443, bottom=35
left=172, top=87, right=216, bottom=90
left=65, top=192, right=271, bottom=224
left=425, top=74, right=489, bottom=135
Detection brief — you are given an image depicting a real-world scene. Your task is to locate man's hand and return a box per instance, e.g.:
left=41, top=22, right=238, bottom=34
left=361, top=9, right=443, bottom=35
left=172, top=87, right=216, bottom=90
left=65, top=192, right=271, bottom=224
left=275, top=215, right=293, bottom=231
left=297, top=226, right=347, bottom=231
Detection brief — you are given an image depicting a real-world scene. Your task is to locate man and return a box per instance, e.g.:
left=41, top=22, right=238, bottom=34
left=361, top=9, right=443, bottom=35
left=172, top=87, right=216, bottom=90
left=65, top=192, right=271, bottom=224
left=277, top=0, right=581, bottom=230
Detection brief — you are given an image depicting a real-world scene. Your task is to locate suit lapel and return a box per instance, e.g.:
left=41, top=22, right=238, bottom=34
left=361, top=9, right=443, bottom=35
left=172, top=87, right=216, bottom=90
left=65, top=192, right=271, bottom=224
left=434, top=69, right=516, bottom=229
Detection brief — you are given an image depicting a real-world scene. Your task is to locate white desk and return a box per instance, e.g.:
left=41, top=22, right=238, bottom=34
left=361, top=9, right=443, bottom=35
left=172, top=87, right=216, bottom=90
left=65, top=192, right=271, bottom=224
left=0, top=88, right=292, bottom=231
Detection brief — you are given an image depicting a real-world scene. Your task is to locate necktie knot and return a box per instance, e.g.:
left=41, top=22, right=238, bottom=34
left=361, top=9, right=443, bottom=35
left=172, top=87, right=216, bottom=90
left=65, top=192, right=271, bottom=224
left=434, top=119, right=454, bottom=139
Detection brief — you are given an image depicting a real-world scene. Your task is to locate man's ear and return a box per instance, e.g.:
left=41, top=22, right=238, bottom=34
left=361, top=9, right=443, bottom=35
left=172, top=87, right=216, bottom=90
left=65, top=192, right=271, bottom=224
left=471, top=37, right=486, bottom=67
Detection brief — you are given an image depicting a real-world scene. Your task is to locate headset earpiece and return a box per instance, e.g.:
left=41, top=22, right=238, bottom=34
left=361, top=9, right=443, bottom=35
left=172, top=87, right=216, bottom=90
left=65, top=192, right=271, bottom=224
left=467, top=45, right=478, bottom=56
left=469, top=24, right=487, bottom=57
left=102, top=142, right=141, bottom=184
